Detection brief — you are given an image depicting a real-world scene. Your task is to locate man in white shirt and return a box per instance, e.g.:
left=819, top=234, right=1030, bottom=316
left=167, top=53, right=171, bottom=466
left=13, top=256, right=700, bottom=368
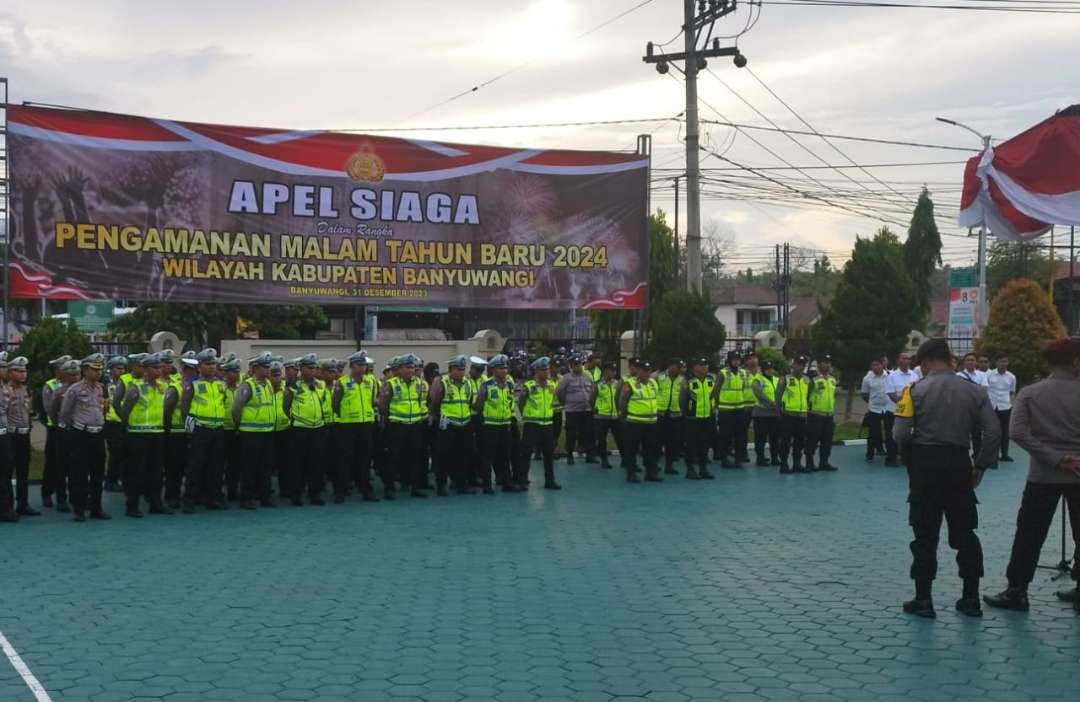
left=861, top=357, right=898, bottom=465
left=986, top=355, right=1018, bottom=462
left=887, top=352, right=919, bottom=403
left=957, top=352, right=989, bottom=460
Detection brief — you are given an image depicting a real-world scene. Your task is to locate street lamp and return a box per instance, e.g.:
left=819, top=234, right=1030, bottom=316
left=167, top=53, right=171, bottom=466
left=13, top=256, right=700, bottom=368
left=936, top=117, right=993, bottom=329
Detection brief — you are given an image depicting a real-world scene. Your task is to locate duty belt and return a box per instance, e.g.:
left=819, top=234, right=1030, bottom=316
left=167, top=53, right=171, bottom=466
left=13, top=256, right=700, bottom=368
left=0, top=428, right=7, bottom=436
left=15, top=427, right=30, bottom=435
left=74, top=422, right=104, bottom=433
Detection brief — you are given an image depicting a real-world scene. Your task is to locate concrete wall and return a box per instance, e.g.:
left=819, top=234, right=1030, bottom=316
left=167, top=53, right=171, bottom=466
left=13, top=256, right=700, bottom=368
left=220, top=338, right=484, bottom=371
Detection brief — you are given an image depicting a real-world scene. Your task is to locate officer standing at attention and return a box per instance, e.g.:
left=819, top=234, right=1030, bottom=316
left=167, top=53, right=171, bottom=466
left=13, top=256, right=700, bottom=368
left=590, top=362, right=620, bottom=471
left=473, top=354, right=516, bottom=493
left=751, top=361, right=781, bottom=466
left=332, top=351, right=379, bottom=503
left=179, top=349, right=228, bottom=513
left=103, top=356, right=128, bottom=493
left=283, top=353, right=327, bottom=505
left=40, top=354, right=72, bottom=509
left=618, top=360, right=662, bottom=483
left=556, top=355, right=594, bottom=464
left=379, top=354, right=429, bottom=498
left=894, top=338, right=1000, bottom=618
left=467, top=356, right=488, bottom=483
left=656, top=358, right=684, bottom=476
left=517, top=356, right=561, bottom=490
left=231, top=353, right=278, bottom=509
left=775, top=355, right=810, bottom=474
left=0, top=358, right=14, bottom=523
left=715, top=351, right=748, bottom=468
left=59, top=354, right=112, bottom=522
left=49, top=360, right=81, bottom=512
left=738, top=354, right=759, bottom=464
left=805, top=354, right=839, bottom=472
left=160, top=350, right=188, bottom=510
left=119, top=353, right=172, bottom=517
left=428, top=355, right=476, bottom=496
left=219, top=358, right=242, bottom=502
left=5, top=357, right=38, bottom=517
left=679, top=358, right=718, bottom=481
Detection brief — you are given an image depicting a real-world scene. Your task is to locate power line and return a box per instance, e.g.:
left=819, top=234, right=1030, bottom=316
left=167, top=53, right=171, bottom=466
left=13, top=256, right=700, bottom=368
left=697, top=118, right=978, bottom=151
left=761, top=0, right=1080, bottom=12
left=335, top=115, right=680, bottom=133
left=652, top=159, right=969, bottom=170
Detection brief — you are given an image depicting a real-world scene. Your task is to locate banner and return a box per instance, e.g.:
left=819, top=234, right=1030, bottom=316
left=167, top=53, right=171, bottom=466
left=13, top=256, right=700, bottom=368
left=7, top=106, right=648, bottom=309
left=948, top=286, right=981, bottom=353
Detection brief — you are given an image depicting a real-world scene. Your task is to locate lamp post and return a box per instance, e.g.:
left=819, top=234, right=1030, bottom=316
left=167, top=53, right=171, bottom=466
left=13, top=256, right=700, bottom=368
left=937, top=117, right=992, bottom=329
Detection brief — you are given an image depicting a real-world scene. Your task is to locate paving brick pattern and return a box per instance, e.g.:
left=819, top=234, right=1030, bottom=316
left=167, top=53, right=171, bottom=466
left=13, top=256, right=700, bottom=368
left=2, top=446, right=1078, bottom=701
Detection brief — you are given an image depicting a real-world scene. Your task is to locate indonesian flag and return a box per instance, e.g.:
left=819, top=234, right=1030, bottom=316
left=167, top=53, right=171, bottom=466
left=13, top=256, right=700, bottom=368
left=959, top=104, right=1080, bottom=241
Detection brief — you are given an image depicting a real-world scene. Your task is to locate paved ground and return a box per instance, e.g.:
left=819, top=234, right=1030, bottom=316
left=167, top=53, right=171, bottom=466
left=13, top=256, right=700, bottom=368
left=2, top=446, right=1078, bottom=702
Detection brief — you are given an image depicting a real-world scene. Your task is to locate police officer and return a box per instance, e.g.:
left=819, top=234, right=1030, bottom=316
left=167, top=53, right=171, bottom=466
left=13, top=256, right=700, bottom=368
left=103, top=356, right=128, bottom=493
left=119, top=353, right=172, bottom=517
left=429, top=355, right=476, bottom=496
left=751, top=361, right=781, bottom=467
left=40, top=354, right=72, bottom=509
left=379, top=354, right=429, bottom=498
left=160, top=349, right=188, bottom=509
left=556, top=355, right=595, bottom=464
left=0, top=356, right=14, bottom=523
left=739, top=354, right=759, bottom=464
left=776, top=355, right=810, bottom=474
left=894, top=338, right=1000, bottom=618
left=220, top=358, right=243, bottom=502
left=656, top=358, right=684, bottom=476
left=332, top=351, right=379, bottom=503
left=5, top=357, right=38, bottom=517
left=467, top=356, right=488, bottom=485
left=178, top=348, right=228, bottom=512
left=517, top=356, right=561, bottom=490
left=283, top=353, right=322, bottom=505
left=474, top=354, right=515, bottom=493
left=49, top=360, right=81, bottom=512
left=59, top=354, right=111, bottom=522
left=805, top=353, right=838, bottom=472
left=232, top=352, right=278, bottom=509
left=618, top=360, right=662, bottom=483
left=716, top=351, right=748, bottom=468
left=680, top=358, right=717, bottom=481
left=590, top=362, right=620, bottom=471
left=269, top=360, right=291, bottom=498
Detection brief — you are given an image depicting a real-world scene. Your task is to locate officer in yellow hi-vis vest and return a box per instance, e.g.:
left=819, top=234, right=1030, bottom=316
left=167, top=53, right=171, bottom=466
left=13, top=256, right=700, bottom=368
left=656, top=358, right=685, bottom=476
left=516, top=356, right=561, bottom=490
left=119, top=353, right=171, bottom=518
left=428, top=355, right=476, bottom=496
left=159, top=350, right=188, bottom=510
left=378, top=354, right=430, bottom=498
left=473, top=354, right=517, bottom=493
left=589, top=362, right=620, bottom=471
left=332, top=351, right=379, bottom=503
left=775, top=355, right=810, bottom=474
left=283, top=353, right=328, bottom=505
left=103, top=355, right=129, bottom=493
left=805, top=353, right=839, bottom=472
left=737, top=353, right=758, bottom=464
left=618, top=360, right=662, bottom=483
left=231, top=352, right=278, bottom=509
left=751, top=360, right=781, bottom=467
left=716, top=350, right=749, bottom=468
left=178, top=348, right=228, bottom=513
left=679, top=357, right=718, bottom=480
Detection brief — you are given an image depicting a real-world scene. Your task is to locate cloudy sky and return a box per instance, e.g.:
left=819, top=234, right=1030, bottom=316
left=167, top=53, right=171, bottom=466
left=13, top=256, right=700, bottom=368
left=3, top=0, right=1077, bottom=274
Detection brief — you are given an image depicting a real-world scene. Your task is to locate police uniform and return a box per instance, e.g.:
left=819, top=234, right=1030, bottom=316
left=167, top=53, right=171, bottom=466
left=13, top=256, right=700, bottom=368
left=751, top=363, right=781, bottom=466
left=618, top=362, right=662, bottom=483
left=179, top=349, right=228, bottom=512
left=282, top=354, right=328, bottom=505
left=4, top=357, right=38, bottom=517
left=160, top=349, right=188, bottom=509
left=430, top=355, right=477, bottom=496
left=119, top=353, right=172, bottom=517
left=220, top=359, right=243, bottom=501
left=332, top=351, right=379, bottom=502
left=679, top=359, right=718, bottom=480
left=0, top=357, right=14, bottom=522
left=379, top=354, right=430, bottom=497
left=467, top=356, right=488, bottom=485
left=474, top=355, right=518, bottom=493
left=716, top=353, right=749, bottom=468
left=49, top=360, right=81, bottom=511
left=517, top=357, right=561, bottom=490
left=591, top=367, right=619, bottom=471
left=656, top=361, right=684, bottom=475
left=805, top=355, right=838, bottom=472
left=103, top=356, right=129, bottom=492
left=776, top=357, right=810, bottom=473
left=893, top=339, right=1000, bottom=618
left=40, top=354, right=72, bottom=509
left=59, top=354, right=111, bottom=521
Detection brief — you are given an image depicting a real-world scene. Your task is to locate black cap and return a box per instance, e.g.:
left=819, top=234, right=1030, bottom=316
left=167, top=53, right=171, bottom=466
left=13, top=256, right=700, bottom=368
left=639, top=360, right=653, bottom=371
left=762, top=360, right=775, bottom=369
left=601, top=362, right=617, bottom=372
left=726, top=350, right=741, bottom=361
left=691, top=357, right=709, bottom=367
left=793, top=355, right=808, bottom=365
left=667, top=357, right=684, bottom=367
left=817, top=353, right=832, bottom=362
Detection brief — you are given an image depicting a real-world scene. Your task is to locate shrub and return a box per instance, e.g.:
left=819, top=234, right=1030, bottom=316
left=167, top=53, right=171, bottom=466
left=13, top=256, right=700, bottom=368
left=977, top=278, right=1065, bottom=383
left=647, top=289, right=726, bottom=367
left=14, top=318, right=94, bottom=412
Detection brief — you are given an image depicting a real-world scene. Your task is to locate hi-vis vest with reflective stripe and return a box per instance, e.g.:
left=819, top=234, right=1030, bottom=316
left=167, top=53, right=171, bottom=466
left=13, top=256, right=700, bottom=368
left=781, top=375, right=810, bottom=415
left=290, top=380, right=326, bottom=429
left=223, top=384, right=237, bottom=430
left=387, top=377, right=426, bottom=424
left=755, top=375, right=779, bottom=410
left=189, top=377, right=227, bottom=428
left=481, top=379, right=515, bottom=426
left=686, top=374, right=716, bottom=419
left=625, top=377, right=659, bottom=423
left=593, top=380, right=618, bottom=419
left=810, top=375, right=837, bottom=416
left=321, top=377, right=337, bottom=425
left=273, top=385, right=290, bottom=431
left=128, top=380, right=165, bottom=434
left=106, top=377, right=122, bottom=423
left=585, top=366, right=601, bottom=383
left=743, top=372, right=760, bottom=409
left=466, top=376, right=482, bottom=415
left=166, top=374, right=184, bottom=428
left=440, top=376, right=474, bottom=426
left=239, top=378, right=275, bottom=432
left=45, top=378, right=62, bottom=427
left=521, top=379, right=554, bottom=425
left=718, top=368, right=747, bottom=411
left=656, top=375, right=683, bottom=415
left=338, top=375, right=377, bottom=424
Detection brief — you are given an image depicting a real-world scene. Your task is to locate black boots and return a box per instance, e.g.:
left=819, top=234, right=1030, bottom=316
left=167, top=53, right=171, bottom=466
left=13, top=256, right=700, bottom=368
left=903, top=598, right=936, bottom=618
left=984, top=587, right=1030, bottom=612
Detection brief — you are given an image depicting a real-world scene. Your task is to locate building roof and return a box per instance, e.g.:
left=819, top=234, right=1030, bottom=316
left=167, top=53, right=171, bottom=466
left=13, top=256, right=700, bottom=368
left=711, top=285, right=777, bottom=306
left=788, top=297, right=822, bottom=331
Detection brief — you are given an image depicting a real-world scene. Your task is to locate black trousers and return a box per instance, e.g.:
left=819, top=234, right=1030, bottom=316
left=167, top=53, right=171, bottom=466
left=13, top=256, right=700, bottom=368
left=387, top=422, right=426, bottom=491
left=657, top=414, right=683, bottom=470
left=126, top=434, right=163, bottom=509
left=42, top=425, right=67, bottom=502
left=437, top=424, right=473, bottom=488
left=622, top=421, right=659, bottom=477
left=519, top=423, right=554, bottom=485
left=185, top=426, right=224, bottom=507
left=563, top=411, right=591, bottom=459
left=996, top=409, right=1012, bottom=458
left=594, top=417, right=617, bottom=466
left=907, top=445, right=983, bottom=582
left=224, top=431, right=241, bottom=500
left=163, top=431, right=187, bottom=502
left=481, top=425, right=512, bottom=487
left=104, top=421, right=126, bottom=486
left=10, top=432, right=31, bottom=509
left=805, top=414, right=835, bottom=466
left=753, top=416, right=779, bottom=463
left=734, top=409, right=751, bottom=460
left=470, top=415, right=484, bottom=482
left=715, top=410, right=740, bottom=461
left=0, top=436, right=12, bottom=514
left=552, top=412, right=563, bottom=454
left=1004, top=482, right=1080, bottom=586
left=273, top=428, right=290, bottom=495
left=287, top=427, right=324, bottom=500
left=866, top=411, right=897, bottom=460
left=68, top=429, right=106, bottom=515
left=336, top=423, right=374, bottom=497
left=686, top=417, right=714, bottom=471
left=778, top=415, right=807, bottom=467
left=373, top=423, right=390, bottom=487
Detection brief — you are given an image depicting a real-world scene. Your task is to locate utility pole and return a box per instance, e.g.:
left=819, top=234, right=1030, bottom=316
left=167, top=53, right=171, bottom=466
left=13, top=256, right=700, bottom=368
left=673, top=176, right=680, bottom=288
left=644, top=1, right=746, bottom=293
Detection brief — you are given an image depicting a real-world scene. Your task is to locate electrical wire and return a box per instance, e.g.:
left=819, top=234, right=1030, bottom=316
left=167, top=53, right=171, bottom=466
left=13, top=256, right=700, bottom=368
left=760, top=0, right=1080, bottom=13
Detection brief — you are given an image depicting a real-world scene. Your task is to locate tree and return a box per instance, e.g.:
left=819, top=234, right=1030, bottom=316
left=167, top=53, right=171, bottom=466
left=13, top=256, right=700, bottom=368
left=754, top=346, right=790, bottom=376
left=14, top=317, right=94, bottom=405
left=647, top=289, right=726, bottom=368
left=814, top=227, right=920, bottom=386
left=986, top=240, right=1054, bottom=297
left=590, top=211, right=677, bottom=359
left=791, top=255, right=842, bottom=300
left=902, top=188, right=943, bottom=327
left=109, top=303, right=328, bottom=350
left=977, top=279, right=1065, bottom=383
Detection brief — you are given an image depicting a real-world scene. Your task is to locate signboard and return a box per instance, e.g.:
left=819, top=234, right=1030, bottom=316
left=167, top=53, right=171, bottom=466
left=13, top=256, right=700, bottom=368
left=67, top=300, right=115, bottom=333
left=948, top=266, right=977, bottom=289
left=947, top=287, right=980, bottom=352
left=7, top=105, right=648, bottom=310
